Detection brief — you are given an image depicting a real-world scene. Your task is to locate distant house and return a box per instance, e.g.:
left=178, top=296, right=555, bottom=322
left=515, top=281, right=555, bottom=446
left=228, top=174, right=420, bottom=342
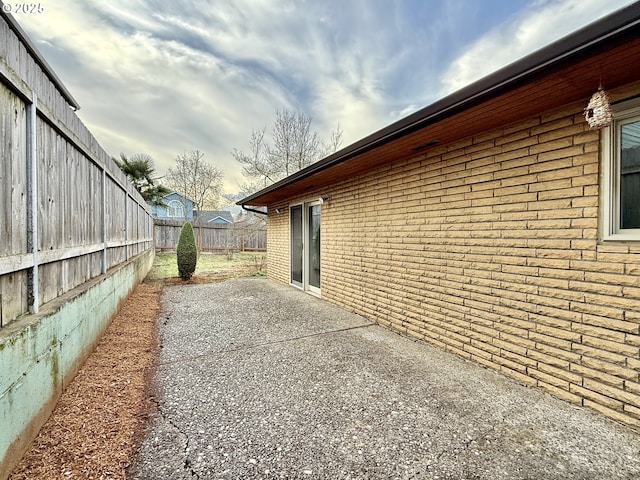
left=150, top=193, right=235, bottom=225
left=239, top=5, right=640, bottom=429
left=151, top=192, right=195, bottom=220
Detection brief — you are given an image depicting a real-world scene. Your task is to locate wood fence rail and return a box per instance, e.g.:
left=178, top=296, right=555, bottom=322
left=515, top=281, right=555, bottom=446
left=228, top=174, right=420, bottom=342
left=154, top=219, right=267, bottom=252
left=0, top=10, right=154, bottom=327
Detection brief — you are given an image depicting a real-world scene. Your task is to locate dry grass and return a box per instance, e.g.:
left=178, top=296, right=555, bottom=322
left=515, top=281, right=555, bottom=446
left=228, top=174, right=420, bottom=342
left=147, top=252, right=267, bottom=284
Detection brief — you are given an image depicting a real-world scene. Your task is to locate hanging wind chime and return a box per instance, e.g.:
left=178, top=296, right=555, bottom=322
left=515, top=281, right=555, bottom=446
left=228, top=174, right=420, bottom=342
left=584, top=86, right=612, bottom=129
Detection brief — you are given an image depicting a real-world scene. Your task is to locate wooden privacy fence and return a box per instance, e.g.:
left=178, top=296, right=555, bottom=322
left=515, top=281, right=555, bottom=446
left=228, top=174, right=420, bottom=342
left=155, top=219, right=267, bottom=252
left=0, top=11, right=154, bottom=328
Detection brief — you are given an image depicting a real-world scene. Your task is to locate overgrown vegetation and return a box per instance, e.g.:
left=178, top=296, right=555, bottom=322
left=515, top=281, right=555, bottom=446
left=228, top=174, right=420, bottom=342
left=176, top=222, right=197, bottom=280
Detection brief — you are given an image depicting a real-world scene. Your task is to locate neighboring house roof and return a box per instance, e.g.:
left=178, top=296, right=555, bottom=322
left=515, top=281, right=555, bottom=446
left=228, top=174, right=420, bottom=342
left=161, top=191, right=195, bottom=203
left=239, top=3, right=640, bottom=207
left=194, top=210, right=234, bottom=224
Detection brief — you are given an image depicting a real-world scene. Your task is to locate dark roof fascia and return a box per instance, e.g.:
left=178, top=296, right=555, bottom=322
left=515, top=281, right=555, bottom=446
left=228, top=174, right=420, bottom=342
left=238, top=2, right=640, bottom=207
left=1, top=3, right=81, bottom=110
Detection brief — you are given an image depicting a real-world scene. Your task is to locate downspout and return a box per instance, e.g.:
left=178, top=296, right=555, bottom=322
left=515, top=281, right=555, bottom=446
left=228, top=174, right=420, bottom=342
left=242, top=205, right=268, bottom=215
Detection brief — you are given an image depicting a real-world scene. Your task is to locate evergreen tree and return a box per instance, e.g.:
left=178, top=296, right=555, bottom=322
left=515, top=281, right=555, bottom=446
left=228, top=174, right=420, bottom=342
left=114, top=153, right=171, bottom=206
left=176, top=222, right=197, bottom=281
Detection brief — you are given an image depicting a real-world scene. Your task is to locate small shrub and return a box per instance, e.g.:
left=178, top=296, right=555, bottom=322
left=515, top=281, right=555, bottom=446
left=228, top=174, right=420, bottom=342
left=253, top=254, right=266, bottom=270
left=176, top=222, right=197, bottom=280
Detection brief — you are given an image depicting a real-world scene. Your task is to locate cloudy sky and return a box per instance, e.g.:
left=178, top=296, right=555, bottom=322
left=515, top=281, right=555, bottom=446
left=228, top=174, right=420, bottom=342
left=12, top=0, right=635, bottom=196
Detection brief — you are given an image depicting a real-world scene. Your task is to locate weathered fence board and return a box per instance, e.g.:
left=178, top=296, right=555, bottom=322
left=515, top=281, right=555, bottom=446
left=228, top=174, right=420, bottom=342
left=154, top=220, right=267, bottom=252
left=1, top=84, right=28, bottom=258
left=0, top=270, right=27, bottom=323
left=0, top=12, right=154, bottom=327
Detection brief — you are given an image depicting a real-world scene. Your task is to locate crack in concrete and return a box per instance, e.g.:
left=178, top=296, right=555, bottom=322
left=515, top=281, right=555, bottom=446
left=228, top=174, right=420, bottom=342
left=156, top=322, right=376, bottom=367
left=150, top=396, right=201, bottom=479
left=149, top=319, right=375, bottom=478
left=423, top=422, right=498, bottom=474
left=149, top=319, right=202, bottom=478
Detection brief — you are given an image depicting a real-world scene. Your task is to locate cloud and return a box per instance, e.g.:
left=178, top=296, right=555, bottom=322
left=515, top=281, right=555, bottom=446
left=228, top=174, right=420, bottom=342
left=14, top=0, right=634, bottom=196
left=18, top=1, right=297, bottom=189
left=17, top=0, right=463, bottom=192
left=440, top=0, right=635, bottom=95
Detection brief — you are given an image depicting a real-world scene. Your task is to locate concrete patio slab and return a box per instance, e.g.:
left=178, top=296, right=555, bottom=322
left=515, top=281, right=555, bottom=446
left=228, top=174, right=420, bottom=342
left=130, top=278, right=640, bottom=480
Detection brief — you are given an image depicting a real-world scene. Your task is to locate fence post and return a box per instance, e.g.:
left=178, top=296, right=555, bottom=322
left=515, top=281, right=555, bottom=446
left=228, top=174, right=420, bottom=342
left=26, top=92, right=39, bottom=313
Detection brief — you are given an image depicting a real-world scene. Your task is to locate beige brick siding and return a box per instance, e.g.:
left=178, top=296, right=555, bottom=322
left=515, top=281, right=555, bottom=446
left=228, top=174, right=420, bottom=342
left=265, top=94, right=640, bottom=429
left=266, top=205, right=289, bottom=285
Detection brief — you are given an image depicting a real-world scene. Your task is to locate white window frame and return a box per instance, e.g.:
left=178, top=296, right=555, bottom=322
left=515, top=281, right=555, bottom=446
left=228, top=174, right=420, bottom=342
left=167, top=199, right=184, bottom=218
left=304, top=200, right=322, bottom=297
left=600, top=98, right=640, bottom=242
left=289, top=198, right=322, bottom=297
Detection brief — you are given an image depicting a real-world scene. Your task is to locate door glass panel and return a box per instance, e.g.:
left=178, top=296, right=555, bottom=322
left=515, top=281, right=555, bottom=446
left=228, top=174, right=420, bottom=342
left=620, top=120, right=640, bottom=229
left=308, top=204, right=321, bottom=289
left=290, top=205, right=303, bottom=285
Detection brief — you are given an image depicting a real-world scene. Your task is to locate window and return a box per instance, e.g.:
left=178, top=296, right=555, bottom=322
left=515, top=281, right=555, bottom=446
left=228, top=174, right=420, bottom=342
left=601, top=98, right=640, bottom=241
left=167, top=200, right=184, bottom=218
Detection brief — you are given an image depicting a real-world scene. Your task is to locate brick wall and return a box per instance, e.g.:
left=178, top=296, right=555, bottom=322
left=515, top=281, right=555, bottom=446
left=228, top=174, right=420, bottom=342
left=266, top=91, right=640, bottom=429
left=267, top=205, right=289, bottom=284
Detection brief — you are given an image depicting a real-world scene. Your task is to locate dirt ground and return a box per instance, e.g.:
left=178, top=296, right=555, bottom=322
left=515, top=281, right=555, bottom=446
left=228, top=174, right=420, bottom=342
left=8, top=282, right=162, bottom=480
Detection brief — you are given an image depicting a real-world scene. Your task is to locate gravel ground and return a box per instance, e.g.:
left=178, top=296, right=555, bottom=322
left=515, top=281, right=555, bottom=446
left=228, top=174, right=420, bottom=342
left=130, top=278, right=640, bottom=480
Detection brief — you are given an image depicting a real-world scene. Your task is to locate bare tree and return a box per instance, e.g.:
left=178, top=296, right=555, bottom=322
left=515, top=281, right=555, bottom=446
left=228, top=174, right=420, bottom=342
left=232, top=108, right=343, bottom=192
left=269, top=109, right=322, bottom=177
left=232, top=129, right=277, bottom=188
left=323, top=123, right=343, bottom=157
left=165, top=150, right=224, bottom=215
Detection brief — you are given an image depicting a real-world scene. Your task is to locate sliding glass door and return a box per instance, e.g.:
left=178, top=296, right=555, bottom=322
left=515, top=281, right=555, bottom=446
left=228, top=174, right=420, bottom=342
left=290, top=204, right=303, bottom=288
left=290, top=201, right=321, bottom=294
left=307, top=203, right=321, bottom=293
